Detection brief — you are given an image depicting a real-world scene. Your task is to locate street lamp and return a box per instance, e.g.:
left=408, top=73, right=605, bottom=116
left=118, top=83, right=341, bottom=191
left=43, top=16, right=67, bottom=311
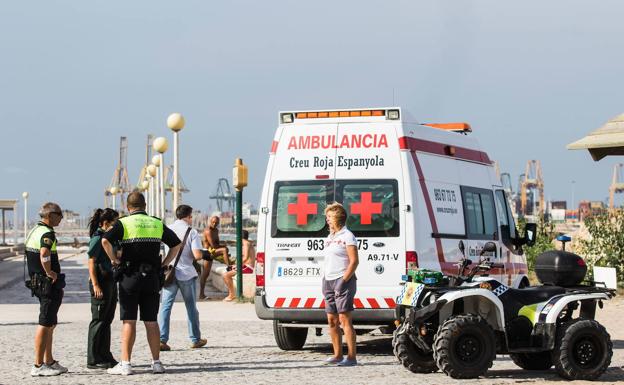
left=110, top=187, right=119, bottom=210
left=147, top=164, right=158, bottom=217
left=167, top=112, right=185, bottom=212
left=153, top=137, right=168, bottom=220
left=22, top=191, right=29, bottom=240
left=141, top=179, right=150, bottom=214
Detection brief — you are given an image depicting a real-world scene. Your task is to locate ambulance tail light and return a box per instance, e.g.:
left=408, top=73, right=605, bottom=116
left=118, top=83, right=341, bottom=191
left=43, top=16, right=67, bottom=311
left=406, top=251, right=418, bottom=272
left=256, top=252, right=265, bottom=287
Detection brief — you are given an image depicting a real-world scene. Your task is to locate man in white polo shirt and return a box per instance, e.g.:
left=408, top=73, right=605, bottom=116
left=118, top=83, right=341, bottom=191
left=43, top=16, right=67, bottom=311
left=158, top=205, right=207, bottom=350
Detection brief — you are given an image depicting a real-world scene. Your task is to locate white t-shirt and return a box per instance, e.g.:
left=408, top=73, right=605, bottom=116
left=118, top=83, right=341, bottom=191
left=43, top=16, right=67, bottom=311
left=170, top=219, right=203, bottom=281
left=323, top=227, right=357, bottom=280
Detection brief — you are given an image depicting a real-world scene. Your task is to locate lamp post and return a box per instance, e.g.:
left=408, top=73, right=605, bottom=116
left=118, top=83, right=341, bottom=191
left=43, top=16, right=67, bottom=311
left=153, top=137, right=168, bottom=220
left=167, top=113, right=185, bottom=211
left=232, top=158, right=248, bottom=300
left=22, top=192, right=29, bottom=241
left=147, top=164, right=158, bottom=217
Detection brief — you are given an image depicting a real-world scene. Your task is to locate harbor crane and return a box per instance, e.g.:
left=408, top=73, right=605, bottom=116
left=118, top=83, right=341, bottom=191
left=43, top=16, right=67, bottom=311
left=209, top=178, right=235, bottom=213
left=105, top=136, right=131, bottom=211
left=136, top=134, right=154, bottom=189
left=520, top=160, right=545, bottom=217
left=609, top=163, right=624, bottom=210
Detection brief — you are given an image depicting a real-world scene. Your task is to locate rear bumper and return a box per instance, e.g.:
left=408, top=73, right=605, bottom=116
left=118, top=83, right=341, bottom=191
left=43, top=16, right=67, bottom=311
left=255, top=293, right=395, bottom=323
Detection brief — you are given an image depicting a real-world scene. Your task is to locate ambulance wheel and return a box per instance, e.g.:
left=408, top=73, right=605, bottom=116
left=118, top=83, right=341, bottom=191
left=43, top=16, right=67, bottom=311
left=553, top=318, right=612, bottom=380
left=433, top=314, right=496, bottom=379
left=509, top=352, right=553, bottom=370
left=273, top=320, right=308, bottom=350
left=393, top=324, right=437, bottom=373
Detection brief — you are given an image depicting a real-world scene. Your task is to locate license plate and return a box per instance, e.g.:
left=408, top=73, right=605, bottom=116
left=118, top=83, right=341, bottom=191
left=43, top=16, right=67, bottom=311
left=277, top=265, right=321, bottom=278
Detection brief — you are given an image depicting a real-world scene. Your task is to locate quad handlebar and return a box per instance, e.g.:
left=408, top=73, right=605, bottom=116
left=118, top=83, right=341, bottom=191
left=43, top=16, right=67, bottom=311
left=453, top=240, right=505, bottom=285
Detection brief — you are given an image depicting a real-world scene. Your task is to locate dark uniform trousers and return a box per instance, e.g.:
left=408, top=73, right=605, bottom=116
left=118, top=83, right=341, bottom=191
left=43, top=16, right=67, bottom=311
left=87, top=278, right=117, bottom=365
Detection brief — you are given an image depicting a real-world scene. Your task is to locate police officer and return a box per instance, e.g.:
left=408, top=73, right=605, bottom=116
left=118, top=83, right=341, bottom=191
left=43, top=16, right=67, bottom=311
left=26, top=202, right=68, bottom=377
left=101, top=192, right=181, bottom=375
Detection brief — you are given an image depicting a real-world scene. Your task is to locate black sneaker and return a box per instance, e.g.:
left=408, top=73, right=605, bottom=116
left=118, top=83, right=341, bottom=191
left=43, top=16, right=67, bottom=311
left=87, top=362, right=113, bottom=369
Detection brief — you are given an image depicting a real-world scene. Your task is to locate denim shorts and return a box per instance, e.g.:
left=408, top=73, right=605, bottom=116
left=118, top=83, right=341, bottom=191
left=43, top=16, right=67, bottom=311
left=322, top=276, right=357, bottom=314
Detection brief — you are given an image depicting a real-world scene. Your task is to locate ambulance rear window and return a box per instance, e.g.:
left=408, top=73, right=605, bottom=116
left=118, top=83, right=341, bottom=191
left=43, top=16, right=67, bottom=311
left=339, top=180, right=400, bottom=237
left=272, top=181, right=330, bottom=238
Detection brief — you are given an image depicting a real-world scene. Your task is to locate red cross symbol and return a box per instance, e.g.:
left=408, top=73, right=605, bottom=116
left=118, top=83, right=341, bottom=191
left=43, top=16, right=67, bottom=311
left=350, top=192, right=382, bottom=225
left=287, top=193, right=318, bottom=225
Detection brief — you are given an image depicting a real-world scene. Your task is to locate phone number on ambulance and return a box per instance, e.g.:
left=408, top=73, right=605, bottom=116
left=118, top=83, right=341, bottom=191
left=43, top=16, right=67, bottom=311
left=277, top=267, right=321, bottom=277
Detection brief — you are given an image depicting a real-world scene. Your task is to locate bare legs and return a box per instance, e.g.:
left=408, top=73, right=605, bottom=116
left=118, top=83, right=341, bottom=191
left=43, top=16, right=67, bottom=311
left=121, top=321, right=136, bottom=362
left=121, top=320, right=160, bottom=362
left=326, top=312, right=356, bottom=360
left=199, top=260, right=212, bottom=299
left=327, top=313, right=342, bottom=360
left=34, top=325, right=55, bottom=366
left=223, top=270, right=236, bottom=300
left=144, top=321, right=160, bottom=361
left=339, top=312, right=356, bottom=360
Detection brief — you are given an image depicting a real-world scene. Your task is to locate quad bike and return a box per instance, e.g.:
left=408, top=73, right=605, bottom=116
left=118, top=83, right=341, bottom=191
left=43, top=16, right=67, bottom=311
left=392, top=239, right=616, bottom=380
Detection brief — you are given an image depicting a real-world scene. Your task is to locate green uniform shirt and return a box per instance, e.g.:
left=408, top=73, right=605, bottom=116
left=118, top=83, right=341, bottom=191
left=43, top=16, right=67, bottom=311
left=102, top=210, right=180, bottom=268
left=25, top=222, right=60, bottom=275
left=87, top=228, right=115, bottom=273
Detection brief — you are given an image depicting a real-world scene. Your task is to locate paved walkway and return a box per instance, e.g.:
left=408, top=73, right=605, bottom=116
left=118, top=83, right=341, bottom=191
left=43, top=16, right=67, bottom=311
left=0, top=253, right=622, bottom=384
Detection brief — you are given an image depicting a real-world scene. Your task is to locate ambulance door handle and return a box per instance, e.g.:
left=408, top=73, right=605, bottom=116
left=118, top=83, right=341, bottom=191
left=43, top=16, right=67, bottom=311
left=404, top=204, right=411, bottom=212
left=308, top=257, right=315, bottom=261
left=286, top=257, right=293, bottom=262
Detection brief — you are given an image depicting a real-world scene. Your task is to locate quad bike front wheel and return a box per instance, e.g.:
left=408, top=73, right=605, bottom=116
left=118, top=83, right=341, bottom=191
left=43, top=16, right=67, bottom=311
left=509, top=352, right=553, bottom=370
left=433, top=314, right=496, bottom=379
left=392, top=323, right=438, bottom=373
left=552, top=318, right=612, bottom=380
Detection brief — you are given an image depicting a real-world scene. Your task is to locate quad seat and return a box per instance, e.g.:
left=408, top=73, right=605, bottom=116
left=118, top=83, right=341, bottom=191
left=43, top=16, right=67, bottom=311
left=506, top=286, right=566, bottom=305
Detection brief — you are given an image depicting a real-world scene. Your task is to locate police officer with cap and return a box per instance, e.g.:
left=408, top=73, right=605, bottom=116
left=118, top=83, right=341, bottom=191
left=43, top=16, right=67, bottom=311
left=26, top=202, right=68, bottom=376
left=102, top=192, right=181, bottom=375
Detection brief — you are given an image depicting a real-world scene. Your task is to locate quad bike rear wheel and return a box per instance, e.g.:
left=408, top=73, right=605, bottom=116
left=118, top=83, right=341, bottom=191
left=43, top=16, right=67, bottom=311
left=392, top=323, right=438, bottom=373
left=552, top=318, right=612, bottom=380
left=433, top=314, right=496, bottom=379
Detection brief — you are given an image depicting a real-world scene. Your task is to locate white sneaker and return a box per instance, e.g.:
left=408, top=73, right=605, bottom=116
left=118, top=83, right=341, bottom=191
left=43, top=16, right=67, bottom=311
left=48, top=360, right=68, bottom=373
left=31, top=364, right=61, bottom=377
left=107, top=362, right=134, bottom=375
left=152, top=361, right=165, bottom=374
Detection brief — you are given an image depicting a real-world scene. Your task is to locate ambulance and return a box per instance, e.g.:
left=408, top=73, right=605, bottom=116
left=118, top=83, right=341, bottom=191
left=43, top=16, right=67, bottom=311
left=254, top=107, right=535, bottom=350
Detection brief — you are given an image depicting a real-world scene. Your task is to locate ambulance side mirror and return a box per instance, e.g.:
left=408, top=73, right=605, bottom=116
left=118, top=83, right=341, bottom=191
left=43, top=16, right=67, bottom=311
left=458, top=240, right=465, bottom=257
left=523, top=223, right=537, bottom=247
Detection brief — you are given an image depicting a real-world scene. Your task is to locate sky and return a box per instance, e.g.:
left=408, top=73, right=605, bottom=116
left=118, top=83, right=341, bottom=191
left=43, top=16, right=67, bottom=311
left=2, top=1, right=624, bottom=217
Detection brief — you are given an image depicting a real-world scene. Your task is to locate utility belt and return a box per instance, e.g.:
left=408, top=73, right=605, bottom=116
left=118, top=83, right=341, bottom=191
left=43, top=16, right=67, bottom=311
left=113, top=261, right=164, bottom=287
left=25, top=273, right=66, bottom=298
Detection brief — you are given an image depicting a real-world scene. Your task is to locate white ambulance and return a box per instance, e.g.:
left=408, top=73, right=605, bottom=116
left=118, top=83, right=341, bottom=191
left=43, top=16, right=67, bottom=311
left=255, top=107, right=535, bottom=350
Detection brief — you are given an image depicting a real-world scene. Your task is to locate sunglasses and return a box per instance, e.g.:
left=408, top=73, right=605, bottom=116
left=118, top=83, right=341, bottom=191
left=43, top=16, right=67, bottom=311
left=51, top=211, right=64, bottom=218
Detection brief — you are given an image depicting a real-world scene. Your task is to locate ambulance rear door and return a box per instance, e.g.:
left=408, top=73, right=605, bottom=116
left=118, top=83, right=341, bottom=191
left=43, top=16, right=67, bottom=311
left=334, top=121, right=404, bottom=310
left=264, top=122, right=338, bottom=309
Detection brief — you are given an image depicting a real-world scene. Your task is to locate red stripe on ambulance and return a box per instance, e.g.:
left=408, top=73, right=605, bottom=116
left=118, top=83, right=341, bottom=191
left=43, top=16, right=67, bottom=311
left=367, top=298, right=380, bottom=309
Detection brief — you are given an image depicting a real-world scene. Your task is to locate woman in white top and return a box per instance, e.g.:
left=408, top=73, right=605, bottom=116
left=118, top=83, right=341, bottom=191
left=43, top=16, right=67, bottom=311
left=321, top=202, right=359, bottom=366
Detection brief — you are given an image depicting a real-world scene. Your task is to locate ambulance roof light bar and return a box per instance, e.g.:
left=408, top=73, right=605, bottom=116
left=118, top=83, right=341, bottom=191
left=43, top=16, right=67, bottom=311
left=280, top=108, right=400, bottom=124
left=422, top=122, right=472, bottom=133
